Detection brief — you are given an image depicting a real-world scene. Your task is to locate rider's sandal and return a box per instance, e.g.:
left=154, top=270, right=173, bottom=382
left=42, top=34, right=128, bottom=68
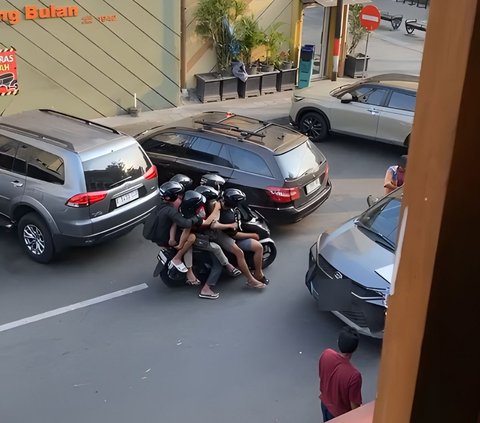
left=245, top=281, right=266, bottom=289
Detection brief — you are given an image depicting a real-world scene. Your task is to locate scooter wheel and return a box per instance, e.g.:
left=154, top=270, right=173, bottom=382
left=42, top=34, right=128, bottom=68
left=262, top=242, right=277, bottom=269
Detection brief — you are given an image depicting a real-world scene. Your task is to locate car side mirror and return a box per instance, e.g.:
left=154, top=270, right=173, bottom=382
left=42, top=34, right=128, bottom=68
left=340, top=93, right=353, bottom=103
left=367, top=194, right=379, bottom=207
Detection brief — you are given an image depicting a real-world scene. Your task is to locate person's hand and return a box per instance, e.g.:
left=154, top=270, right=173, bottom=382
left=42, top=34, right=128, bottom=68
left=214, top=202, right=221, bottom=211
left=251, top=233, right=260, bottom=241
left=230, top=222, right=238, bottom=230
left=168, top=239, right=178, bottom=247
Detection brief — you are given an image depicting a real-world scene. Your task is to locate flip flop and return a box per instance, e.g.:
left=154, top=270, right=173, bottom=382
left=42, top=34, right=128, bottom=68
left=169, top=260, right=188, bottom=273
left=228, top=267, right=242, bottom=277
left=245, top=281, right=266, bottom=289
left=198, top=292, right=219, bottom=300
left=186, top=278, right=201, bottom=286
left=260, top=276, right=270, bottom=285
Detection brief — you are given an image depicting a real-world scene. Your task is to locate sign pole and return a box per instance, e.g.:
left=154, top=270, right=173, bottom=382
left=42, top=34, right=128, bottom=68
left=362, top=31, right=370, bottom=78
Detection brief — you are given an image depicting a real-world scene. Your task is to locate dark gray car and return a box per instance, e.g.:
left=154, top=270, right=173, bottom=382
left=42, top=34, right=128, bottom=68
left=305, top=187, right=403, bottom=337
left=0, top=109, right=159, bottom=263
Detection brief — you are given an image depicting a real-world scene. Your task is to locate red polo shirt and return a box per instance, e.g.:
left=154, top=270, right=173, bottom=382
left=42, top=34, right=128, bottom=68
left=319, top=348, right=362, bottom=417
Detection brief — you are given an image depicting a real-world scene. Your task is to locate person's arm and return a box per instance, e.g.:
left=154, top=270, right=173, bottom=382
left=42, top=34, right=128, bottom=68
left=210, top=220, right=237, bottom=231
left=234, top=232, right=259, bottom=241
left=202, top=202, right=221, bottom=226
left=349, top=372, right=363, bottom=411
left=167, top=207, right=201, bottom=228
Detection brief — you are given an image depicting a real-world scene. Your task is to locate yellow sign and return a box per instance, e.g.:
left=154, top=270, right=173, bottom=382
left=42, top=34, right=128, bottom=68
left=0, top=5, right=79, bottom=25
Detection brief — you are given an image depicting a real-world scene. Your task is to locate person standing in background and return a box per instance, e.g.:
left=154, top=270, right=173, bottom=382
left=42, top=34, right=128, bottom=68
left=318, top=327, right=362, bottom=422
left=384, top=155, right=407, bottom=194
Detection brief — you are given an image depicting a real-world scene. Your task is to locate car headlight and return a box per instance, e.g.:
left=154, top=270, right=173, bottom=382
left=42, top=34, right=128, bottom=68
left=293, top=95, right=304, bottom=102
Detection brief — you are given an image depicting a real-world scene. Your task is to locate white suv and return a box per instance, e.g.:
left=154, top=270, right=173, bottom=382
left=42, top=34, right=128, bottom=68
left=289, top=74, right=418, bottom=147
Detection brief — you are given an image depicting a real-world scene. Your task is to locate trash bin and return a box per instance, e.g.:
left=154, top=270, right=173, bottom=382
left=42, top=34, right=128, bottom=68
left=298, top=44, right=315, bottom=89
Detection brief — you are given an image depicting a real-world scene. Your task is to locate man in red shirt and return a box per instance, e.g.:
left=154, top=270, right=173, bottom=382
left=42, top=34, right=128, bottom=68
left=318, top=327, right=362, bottom=421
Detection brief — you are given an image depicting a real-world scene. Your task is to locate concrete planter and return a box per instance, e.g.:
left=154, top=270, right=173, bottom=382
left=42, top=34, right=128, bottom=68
left=276, top=68, right=297, bottom=92
left=238, top=74, right=261, bottom=98
left=195, top=73, right=221, bottom=103
left=260, top=70, right=280, bottom=95
left=344, top=54, right=370, bottom=78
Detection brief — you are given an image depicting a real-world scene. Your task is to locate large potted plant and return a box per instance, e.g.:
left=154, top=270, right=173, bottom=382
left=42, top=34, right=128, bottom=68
left=235, top=15, right=263, bottom=75
left=260, top=22, right=286, bottom=72
left=344, top=4, right=369, bottom=78
left=194, top=0, right=247, bottom=75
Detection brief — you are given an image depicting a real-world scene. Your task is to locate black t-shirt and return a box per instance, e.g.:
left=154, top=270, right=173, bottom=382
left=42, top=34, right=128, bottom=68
left=219, top=207, right=238, bottom=237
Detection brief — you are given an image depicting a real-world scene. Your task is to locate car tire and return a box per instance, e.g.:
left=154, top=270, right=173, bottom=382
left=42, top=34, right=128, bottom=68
left=299, top=112, right=328, bottom=142
left=18, top=213, right=55, bottom=263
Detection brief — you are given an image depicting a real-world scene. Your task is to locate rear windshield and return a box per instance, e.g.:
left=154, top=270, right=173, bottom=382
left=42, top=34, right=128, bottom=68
left=275, top=140, right=325, bottom=180
left=82, top=144, right=151, bottom=191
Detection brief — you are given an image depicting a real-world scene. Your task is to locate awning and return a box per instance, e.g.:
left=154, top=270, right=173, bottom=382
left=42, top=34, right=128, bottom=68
left=302, top=0, right=371, bottom=6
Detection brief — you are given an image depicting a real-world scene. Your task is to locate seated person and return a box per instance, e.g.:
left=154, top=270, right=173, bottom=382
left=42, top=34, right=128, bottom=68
left=209, top=189, right=267, bottom=290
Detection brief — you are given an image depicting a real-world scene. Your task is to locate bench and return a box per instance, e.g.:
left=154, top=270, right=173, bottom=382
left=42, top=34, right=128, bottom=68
left=381, top=12, right=403, bottom=30
left=405, top=19, right=427, bottom=34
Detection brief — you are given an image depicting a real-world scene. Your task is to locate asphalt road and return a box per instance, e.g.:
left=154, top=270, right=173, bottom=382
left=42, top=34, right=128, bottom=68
left=0, top=123, right=405, bottom=423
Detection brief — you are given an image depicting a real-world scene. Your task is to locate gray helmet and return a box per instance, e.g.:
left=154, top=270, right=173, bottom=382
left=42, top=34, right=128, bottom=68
left=195, top=185, right=220, bottom=202
left=200, top=173, right=225, bottom=191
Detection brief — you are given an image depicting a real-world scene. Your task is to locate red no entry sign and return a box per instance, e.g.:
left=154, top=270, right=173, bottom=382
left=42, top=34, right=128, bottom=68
left=359, top=5, right=381, bottom=31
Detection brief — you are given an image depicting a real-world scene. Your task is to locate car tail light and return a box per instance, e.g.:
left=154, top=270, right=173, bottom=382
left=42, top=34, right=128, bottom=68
left=265, top=186, right=301, bottom=203
left=66, top=191, right=108, bottom=207
left=144, top=165, right=157, bottom=180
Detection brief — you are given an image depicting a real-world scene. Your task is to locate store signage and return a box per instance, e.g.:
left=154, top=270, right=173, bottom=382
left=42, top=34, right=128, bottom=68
left=0, top=47, right=19, bottom=96
left=0, top=5, right=78, bottom=25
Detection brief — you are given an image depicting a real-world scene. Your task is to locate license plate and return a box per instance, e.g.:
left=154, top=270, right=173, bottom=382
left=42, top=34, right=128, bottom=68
left=305, top=178, right=320, bottom=195
left=115, top=189, right=139, bottom=207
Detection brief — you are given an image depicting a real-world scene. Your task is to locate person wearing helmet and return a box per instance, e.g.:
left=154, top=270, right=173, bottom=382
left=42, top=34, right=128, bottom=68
left=207, top=188, right=266, bottom=289
left=215, top=188, right=269, bottom=287
left=200, top=173, right=226, bottom=193
left=170, top=174, right=194, bottom=192
left=190, top=185, right=242, bottom=299
left=144, top=181, right=202, bottom=278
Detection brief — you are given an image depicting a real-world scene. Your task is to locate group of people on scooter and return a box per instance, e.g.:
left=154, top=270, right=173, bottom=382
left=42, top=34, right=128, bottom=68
left=146, top=173, right=269, bottom=299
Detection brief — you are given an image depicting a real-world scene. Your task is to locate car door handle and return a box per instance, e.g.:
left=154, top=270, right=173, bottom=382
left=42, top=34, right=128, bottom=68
left=367, top=108, right=379, bottom=115
left=11, top=180, right=24, bottom=187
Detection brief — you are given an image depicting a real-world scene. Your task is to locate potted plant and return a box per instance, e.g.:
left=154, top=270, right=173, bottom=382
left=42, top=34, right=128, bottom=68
left=235, top=15, right=263, bottom=75
left=260, top=22, right=286, bottom=72
left=194, top=0, right=247, bottom=75
left=278, top=50, right=294, bottom=70
left=344, top=4, right=369, bottom=78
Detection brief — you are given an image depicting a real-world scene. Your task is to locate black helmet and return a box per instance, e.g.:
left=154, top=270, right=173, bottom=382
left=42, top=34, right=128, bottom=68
left=200, top=173, right=225, bottom=191
left=194, top=185, right=219, bottom=202
left=170, top=174, right=193, bottom=192
left=223, top=188, right=246, bottom=208
left=159, top=181, right=183, bottom=202
left=180, top=190, right=206, bottom=218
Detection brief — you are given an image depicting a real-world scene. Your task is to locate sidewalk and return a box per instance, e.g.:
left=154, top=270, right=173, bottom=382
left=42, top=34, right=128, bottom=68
left=95, top=0, right=425, bottom=133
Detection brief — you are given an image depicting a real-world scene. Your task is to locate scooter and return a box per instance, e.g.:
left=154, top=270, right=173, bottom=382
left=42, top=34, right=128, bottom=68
left=153, top=201, right=277, bottom=287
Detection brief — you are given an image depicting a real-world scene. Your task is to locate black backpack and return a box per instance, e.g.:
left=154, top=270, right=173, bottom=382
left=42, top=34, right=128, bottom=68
left=143, top=206, right=161, bottom=241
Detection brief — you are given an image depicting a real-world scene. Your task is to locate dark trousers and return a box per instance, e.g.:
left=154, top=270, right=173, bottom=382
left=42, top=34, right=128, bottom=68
left=321, top=402, right=335, bottom=422
left=205, top=252, right=223, bottom=286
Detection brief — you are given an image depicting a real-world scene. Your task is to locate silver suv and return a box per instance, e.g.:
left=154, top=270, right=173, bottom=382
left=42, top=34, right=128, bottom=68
left=0, top=109, right=159, bottom=263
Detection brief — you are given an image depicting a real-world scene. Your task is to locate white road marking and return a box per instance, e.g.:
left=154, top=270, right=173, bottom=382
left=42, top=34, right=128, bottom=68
left=0, top=283, right=149, bottom=333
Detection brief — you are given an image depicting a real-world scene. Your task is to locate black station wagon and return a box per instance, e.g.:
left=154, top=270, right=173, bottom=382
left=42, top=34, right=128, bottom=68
left=136, top=111, right=332, bottom=224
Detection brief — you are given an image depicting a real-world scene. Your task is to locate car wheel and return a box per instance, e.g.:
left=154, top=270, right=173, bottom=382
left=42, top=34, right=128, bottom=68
left=299, top=112, right=328, bottom=142
left=18, top=213, right=55, bottom=263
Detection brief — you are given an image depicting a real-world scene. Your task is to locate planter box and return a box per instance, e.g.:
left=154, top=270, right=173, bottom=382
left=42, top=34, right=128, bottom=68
left=238, top=74, right=261, bottom=98
left=344, top=54, right=370, bottom=78
left=220, top=75, right=239, bottom=100
left=276, top=68, right=297, bottom=92
left=260, top=70, right=280, bottom=95
left=195, top=73, right=221, bottom=103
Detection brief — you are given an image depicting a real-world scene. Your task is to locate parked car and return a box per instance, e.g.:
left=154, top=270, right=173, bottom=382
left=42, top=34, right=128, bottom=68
left=289, top=74, right=418, bottom=147
left=136, top=111, right=332, bottom=224
left=0, top=109, right=159, bottom=263
left=305, top=187, right=403, bottom=338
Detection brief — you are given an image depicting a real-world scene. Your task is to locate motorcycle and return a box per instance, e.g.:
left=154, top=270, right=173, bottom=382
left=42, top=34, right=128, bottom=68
left=153, top=201, right=277, bottom=287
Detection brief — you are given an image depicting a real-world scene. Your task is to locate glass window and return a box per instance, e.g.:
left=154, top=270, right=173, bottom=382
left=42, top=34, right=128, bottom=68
left=228, top=145, right=272, bottom=177
left=141, top=132, right=192, bottom=158
left=275, top=140, right=326, bottom=180
left=0, top=135, right=19, bottom=171
left=25, top=146, right=64, bottom=184
left=388, top=91, right=416, bottom=112
left=351, top=86, right=388, bottom=106
left=186, top=138, right=230, bottom=167
left=82, top=144, right=150, bottom=191
left=358, top=189, right=403, bottom=248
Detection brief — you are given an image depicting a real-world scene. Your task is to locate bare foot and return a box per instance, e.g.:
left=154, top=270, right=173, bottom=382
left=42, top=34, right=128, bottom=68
left=246, top=278, right=266, bottom=289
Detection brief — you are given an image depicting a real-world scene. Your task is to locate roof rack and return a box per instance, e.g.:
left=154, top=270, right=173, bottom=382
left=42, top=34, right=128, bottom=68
left=194, top=119, right=266, bottom=142
left=0, top=123, right=75, bottom=151
left=39, top=109, right=122, bottom=135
